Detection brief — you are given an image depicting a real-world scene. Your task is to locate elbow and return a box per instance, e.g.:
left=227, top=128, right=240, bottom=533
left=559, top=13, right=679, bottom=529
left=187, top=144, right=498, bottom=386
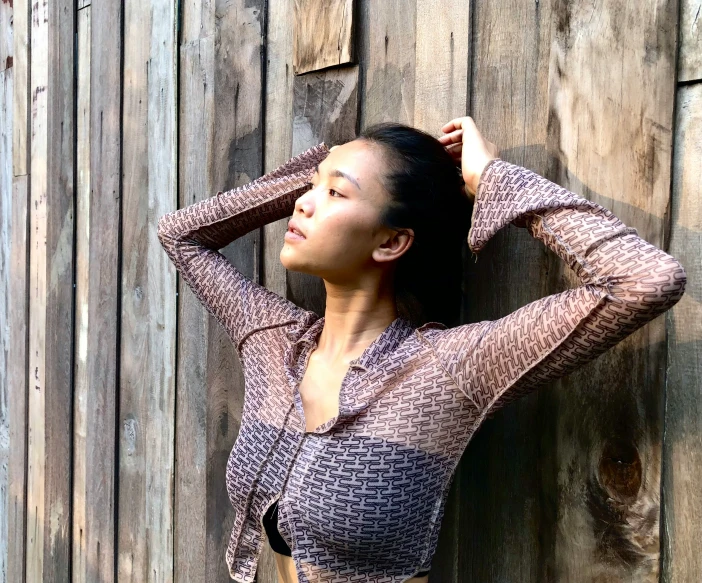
left=156, top=213, right=178, bottom=255
left=614, top=253, right=687, bottom=317
left=157, top=213, right=172, bottom=246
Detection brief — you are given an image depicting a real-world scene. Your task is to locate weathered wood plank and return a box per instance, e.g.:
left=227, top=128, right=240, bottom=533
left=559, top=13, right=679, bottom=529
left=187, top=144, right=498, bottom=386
left=262, top=0, right=296, bottom=301
left=679, top=0, right=702, bottom=82
left=5, top=1, right=29, bottom=580
left=73, top=6, right=110, bottom=583
left=260, top=0, right=297, bottom=576
left=117, top=0, right=177, bottom=580
left=544, top=0, right=678, bottom=580
left=174, top=1, right=267, bottom=581
left=25, top=0, right=49, bottom=577
left=0, top=5, right=13, bottom=577
left=4, top=175, right=29, bottom=583
left=413, top=0, right=470, bottom=134
left=211, top=3, right=267, bottom=579
left=43, top=0, right=76, bottom=579
left=457, top=1, right=554, bottom=581
left=661, top=82, right=702, bottom=583
left=1, top=14, right=17, bottom=574
left=74, top=0, right=122, bottom=579
left=293, top=0, right=354, bottom=75
left=12, top=0, right=27, bottom=176
left=357, top=0, right=416, bottom=128
left=412, top=3, right=470, bottom=581
left=288, top=66, right=360, bottom=316
left=174, top=36, right=213, bottom=583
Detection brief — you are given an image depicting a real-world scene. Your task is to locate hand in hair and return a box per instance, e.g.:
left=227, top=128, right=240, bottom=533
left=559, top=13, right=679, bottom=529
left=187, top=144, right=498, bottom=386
left=438, top=116, right=499, bottom=201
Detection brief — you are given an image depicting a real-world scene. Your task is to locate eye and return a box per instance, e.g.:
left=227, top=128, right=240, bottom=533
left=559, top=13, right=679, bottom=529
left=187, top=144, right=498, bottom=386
left=328, top=188, right=343, bottom=198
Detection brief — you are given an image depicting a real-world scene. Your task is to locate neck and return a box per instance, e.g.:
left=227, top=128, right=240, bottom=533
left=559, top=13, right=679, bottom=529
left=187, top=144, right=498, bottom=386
left=317, top=276, right=398, bottom=366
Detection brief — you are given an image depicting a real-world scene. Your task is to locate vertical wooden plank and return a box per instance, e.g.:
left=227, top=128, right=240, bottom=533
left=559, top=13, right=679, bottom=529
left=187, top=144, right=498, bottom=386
left=457, top=1, right=555, bottom=581
left=262, top=0, right=296, bottom=300
left=661, top=83, right=702, bottom=583
left=12, top=0, right=28, bottom=177
left=176, top=0, right=267, bottom=581
left=44, top=0, right=76, bottom=578
left=413, top=0, right=470, bottom=134
left=259, top=0, right=296, bottom=576
left=25, top=0, right=49, bottom=576
left=4, top=175, right=29, bottom=583
left=72, top=5, right=99, bottom=582
left=544, top=0, right=678, bottom=580
left=6, top=0, right=29, bottom=579
left=0, top=0, right=15, bottom=576
left=75, top=0, right=123, bottom=579
left=288, top=66, right=360, bottom=315
left=411, top=2, right=470, bottom=581
left=356, top=0, right=416, bottom=129
left=117, top=0, right=177, bottom=579
left=175, top=36, right=214, bottom=583
left=679, top=0, right=702, bottom=82
left=211, top=3, right=267, bottom=580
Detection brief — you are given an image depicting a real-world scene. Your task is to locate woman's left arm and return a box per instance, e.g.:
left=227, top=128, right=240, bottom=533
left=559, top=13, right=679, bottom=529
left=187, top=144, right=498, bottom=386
left=423, top=158, right=687, bottom=418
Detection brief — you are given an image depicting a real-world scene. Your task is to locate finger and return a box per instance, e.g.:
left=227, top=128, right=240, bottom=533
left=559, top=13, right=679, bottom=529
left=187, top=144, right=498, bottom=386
left=440, top=118, right=465, bottom=133
left=437, top=128, right=463, bottom=145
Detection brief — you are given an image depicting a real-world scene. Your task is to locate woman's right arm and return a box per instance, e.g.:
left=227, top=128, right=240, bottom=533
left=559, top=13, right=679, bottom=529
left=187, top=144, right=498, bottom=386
left=157, top=142, right=331, bottom=351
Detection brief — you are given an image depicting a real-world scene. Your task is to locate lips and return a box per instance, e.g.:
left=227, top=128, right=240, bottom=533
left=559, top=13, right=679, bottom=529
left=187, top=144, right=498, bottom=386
left=287, top=220, right=306, bottom=238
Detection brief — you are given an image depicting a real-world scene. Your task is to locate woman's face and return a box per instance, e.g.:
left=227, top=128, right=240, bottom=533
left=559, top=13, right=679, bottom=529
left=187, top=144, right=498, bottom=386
left=280, top=139, right=412, bottom=283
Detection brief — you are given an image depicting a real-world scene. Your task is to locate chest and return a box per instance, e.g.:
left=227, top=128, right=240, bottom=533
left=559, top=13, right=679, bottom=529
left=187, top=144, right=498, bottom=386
left=297, top=354, right=351, bottom=433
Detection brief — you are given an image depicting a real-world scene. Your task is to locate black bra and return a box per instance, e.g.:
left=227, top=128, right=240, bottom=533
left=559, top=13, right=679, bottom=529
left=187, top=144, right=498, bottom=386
left=262, top=499, right=431, bottom=577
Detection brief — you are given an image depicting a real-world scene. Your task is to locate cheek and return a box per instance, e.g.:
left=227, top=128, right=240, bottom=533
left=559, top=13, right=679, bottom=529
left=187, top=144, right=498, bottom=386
left=317, top=213, right=377, bottom=257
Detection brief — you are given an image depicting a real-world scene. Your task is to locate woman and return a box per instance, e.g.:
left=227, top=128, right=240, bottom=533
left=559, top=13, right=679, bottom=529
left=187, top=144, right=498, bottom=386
left=157, top=117, right=686, bottom=583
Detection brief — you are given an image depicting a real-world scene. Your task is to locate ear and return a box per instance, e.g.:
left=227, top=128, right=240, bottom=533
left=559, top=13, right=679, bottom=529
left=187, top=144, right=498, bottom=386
left=372, top=228, right=414, bottom=263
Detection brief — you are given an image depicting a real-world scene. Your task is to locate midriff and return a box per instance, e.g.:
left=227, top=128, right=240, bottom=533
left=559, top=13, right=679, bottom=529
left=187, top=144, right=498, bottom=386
left=273, top=552, right=430, bottom=583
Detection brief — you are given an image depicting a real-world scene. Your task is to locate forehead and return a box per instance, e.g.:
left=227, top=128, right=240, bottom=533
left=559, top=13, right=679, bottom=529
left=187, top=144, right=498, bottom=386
left=317, top=140, right=386, bottom=194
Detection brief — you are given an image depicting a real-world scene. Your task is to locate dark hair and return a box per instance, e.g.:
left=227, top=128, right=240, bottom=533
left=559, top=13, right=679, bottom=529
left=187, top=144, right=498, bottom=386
left=356, top=121, right=471, bottom=327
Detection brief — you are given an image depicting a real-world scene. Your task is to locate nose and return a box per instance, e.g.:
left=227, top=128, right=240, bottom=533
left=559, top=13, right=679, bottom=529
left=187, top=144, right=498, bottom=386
left=294, top=186, right=315, bottom=216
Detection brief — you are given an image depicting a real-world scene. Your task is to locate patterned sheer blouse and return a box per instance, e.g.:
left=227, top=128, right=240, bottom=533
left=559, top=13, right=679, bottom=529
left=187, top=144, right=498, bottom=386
left=157, top=142, right=687, bottom=582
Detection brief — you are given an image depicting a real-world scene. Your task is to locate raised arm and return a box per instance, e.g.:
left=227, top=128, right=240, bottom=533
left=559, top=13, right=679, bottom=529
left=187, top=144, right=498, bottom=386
left=421, top=158, right=687, bottom=418
left=157, top=142, right=331, bottom=351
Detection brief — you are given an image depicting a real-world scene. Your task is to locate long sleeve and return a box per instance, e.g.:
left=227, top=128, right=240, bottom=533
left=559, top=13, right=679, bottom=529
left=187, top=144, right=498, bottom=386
left=157, top=142, right=331, bottom=351
left=423, top=158, right=687, bottom=418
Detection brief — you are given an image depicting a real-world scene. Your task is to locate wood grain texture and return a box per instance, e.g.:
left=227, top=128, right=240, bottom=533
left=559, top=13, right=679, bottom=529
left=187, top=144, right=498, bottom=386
left=175, top=36, right=214, bottom=583
left=5, top=2, right=28, bottom=580
left=661, top=82, right=702, bottom=583
left=293, top=0, right=355, bottom=75
left=412, top=3, right=471, bottom=581
left=5, top=175, right=29, bottom=583
left=72, top=7, right=94, bottom=582
left=25, top=0, right=49, bottom=576
left=679, top=0, right=702, bottom=82
left=413, top=0, right=470, bottom=134
left=357, top=0, right=416, bottom=128
left=0, top=12, right=12, bottom=579
left=544, top=0, right=678, bottom=580
left=213, top=2, right=267, bottom=580
left=175, top=1, right=266, bottom=581
left=12, top=0, right=28, bottom=176
left=73, top=0, right=122, bottom=579
left=288, top=65, right=360, bottom=316
left=260, top=0, right=297, bottom=575
left=457, top=1, right=555, bottom=581
left=117, top=0, right=177, bottom=580
left=43, top=0, right=76, bottom=579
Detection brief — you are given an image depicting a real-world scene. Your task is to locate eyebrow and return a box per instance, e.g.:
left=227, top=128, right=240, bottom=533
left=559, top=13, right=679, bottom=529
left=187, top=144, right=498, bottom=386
left=314, top=162, right=361, bottom=191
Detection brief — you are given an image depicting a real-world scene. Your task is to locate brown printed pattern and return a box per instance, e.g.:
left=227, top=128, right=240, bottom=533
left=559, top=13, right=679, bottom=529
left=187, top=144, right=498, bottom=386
left=157, top=143, right=687, bottom=582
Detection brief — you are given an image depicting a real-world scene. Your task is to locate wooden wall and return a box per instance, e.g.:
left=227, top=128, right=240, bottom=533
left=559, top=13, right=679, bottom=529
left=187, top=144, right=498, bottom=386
left=1, top=0, right=700, bottom=582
